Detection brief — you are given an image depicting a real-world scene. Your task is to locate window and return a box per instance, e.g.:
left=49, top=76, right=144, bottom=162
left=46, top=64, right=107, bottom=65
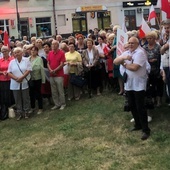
left=124, top=10, right=136, bottom=30
left=0, top=20, right=9, bottom=31
left=58, top=15, right=66, bottom=26
left=36, top=17, right=52, bottom=38
left=143, top=8, right=161, bottom=29
left=72, top=13, right=87, bottom=35
left=97, top=11, right=111, bottom=30
left=143, top=9, right=149, bottom=21
left=0, top=20, right=9, bottom=40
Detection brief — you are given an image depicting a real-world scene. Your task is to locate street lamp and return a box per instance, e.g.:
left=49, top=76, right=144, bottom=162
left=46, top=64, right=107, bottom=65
left=15, top=0, right=21, bottom=39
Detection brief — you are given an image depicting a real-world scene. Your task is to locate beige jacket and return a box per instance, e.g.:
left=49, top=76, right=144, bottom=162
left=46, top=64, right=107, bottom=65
left=82, top=46, right=99, bottom=67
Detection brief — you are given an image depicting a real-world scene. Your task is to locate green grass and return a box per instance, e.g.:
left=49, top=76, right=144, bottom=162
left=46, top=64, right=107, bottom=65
left=0, top=92, right=170, bottom=170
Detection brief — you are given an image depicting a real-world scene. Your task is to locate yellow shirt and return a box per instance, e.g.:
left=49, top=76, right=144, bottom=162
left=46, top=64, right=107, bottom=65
left=65, top=51, right=82, bottom=74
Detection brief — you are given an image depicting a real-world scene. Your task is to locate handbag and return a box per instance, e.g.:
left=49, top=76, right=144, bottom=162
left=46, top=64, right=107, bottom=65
left=70, top=74, right=87, bottom=88
left=8, top=107, right=15, bottom=118
left=28, top=79, right=34, bottom=87
left=15, top=59, right=32, bottom=87
left=122, top=69, right=128, bottom=83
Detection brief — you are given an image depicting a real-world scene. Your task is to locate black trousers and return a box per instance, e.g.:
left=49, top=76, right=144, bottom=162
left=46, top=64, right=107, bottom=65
left=29, top=79, right=43, bottom=109
left=126, top=90, right=150, bottom=134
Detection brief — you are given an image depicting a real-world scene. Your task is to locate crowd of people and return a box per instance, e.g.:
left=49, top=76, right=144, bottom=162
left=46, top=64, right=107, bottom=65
left=0, top=19, right=170, bottom=140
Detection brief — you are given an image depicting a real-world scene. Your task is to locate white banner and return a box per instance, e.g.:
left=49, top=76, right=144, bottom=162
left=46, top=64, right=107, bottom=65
left=116, top=28, right=128, bottom=56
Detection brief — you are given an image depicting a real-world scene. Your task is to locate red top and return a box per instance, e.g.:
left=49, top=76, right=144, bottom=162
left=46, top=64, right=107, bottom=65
left=47, top=50, right=66, bottom=77
left=0, top=57, right=14, bottom=81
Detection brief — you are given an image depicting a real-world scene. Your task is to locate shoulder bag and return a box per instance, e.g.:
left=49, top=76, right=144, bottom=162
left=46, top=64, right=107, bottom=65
left=15, top=59, right=33, bottom=87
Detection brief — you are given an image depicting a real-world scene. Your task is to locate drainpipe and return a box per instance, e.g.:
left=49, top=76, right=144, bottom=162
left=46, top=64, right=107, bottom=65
left=53, top=0, right=58, bottom=35
left=16, top=0, right=21, bottom=39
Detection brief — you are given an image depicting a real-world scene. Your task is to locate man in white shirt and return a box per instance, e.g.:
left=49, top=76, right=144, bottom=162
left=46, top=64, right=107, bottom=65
left=114, top=37, right=151, bottom=140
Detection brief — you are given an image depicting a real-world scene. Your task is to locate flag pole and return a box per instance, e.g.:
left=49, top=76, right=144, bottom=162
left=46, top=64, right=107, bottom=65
left=156, top=17, right=160, bottom=29
left=15, top=0, right=21, bottom=40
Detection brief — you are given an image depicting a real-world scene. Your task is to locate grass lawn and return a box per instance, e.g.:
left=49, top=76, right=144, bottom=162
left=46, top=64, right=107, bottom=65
left=0, top=91, right=170, bottom=170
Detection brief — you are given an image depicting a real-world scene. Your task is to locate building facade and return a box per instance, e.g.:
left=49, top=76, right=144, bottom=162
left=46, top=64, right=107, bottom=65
left=0, top=0, right=166, bottom=39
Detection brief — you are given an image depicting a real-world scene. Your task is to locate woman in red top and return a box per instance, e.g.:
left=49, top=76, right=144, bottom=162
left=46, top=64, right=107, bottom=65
left=0, top=46, right=14, bottom=120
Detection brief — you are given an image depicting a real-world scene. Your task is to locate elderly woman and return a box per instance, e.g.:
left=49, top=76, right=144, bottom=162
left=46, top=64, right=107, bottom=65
left=75, top=34, right=87, bottom=55
left=7, top=47, right=32, bottom=120
left=41, top=42, right=52, bottom=103
left=65, top=42, right=82, bottom=100
left=23, top=44, right=33, bottom=58
left=112, top=25, right=124, bottom=95
left=60, top=42, right=69, bottom=88
left=31, top=37, right=36, bottom=45
left=106, top=33, right=115, bottom=77
left=82, top=38, right=101, bottom=97
left=143, top=31, right=164, bottom=106
left=35, top=38, right=46, bottom=58
left=29, top=46, right=45, bottom=114
left=96, top=35, right=107, bottom=93
left=0, top=46, right=14, bottom=120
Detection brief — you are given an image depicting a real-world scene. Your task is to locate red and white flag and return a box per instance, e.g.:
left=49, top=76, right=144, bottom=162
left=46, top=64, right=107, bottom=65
left=138, top=17, right=151, bottom=39
left=3, top=20, right=9, bottom=48
left=148, top=5, right=156, bottom=25
left=157, top=0, right=170, bottom=19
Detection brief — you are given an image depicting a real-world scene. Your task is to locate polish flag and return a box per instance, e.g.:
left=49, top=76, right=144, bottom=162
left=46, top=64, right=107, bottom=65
left=138, top=17, right=151, bottom=38
left=3, top=20, right=9, bottom=48
left=157, top=0, right=170, bottom=19
left=148, top=5, right=156, bottom=25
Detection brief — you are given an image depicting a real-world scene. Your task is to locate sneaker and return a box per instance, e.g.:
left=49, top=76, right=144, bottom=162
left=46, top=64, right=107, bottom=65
left=37, top=109, right=43, bottom=114
left=141, top=133, right=150, bottom=140
left=17, top=115, right=22, bottom=121
left=25, top=113, right=29, bottom=119
left=28, top=108, right=35, bottom=114
left=130, top=116, right=152, bottom=123
left=51, top=105, right=60, bottom=110
left=59, top=105, right=66, bottom=110
left=130, top=118, right=134, bottom=123
left=148, top=116, right=152, bottom=122
left=75, top=97, right=80, bottom=101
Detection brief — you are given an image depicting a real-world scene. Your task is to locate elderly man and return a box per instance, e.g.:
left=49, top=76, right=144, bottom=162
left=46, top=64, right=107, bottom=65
left=114, top=37, right=151, bottom=140
left=47, top=40, right=66, bottom=110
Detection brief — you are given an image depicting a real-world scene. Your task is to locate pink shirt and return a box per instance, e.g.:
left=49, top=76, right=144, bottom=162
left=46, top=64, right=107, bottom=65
left=0, top=57, right=14, bottom=81
left=47, top=50, right=66, bottom=77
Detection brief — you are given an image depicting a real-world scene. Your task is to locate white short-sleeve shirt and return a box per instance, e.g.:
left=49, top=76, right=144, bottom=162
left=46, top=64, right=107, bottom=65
left=120, top=47, right=148, bottom=91
left=8, top=57, right=32, bottom=90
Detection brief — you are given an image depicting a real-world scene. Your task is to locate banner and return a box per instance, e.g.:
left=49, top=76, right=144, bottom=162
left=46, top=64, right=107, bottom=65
left=116, top=28, right=128, bottom=56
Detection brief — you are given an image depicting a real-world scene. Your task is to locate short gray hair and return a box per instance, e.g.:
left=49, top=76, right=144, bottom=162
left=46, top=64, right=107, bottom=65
left=1, top=46, right=9, bottom=52
left=13, top=47, right=23, bottom=53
